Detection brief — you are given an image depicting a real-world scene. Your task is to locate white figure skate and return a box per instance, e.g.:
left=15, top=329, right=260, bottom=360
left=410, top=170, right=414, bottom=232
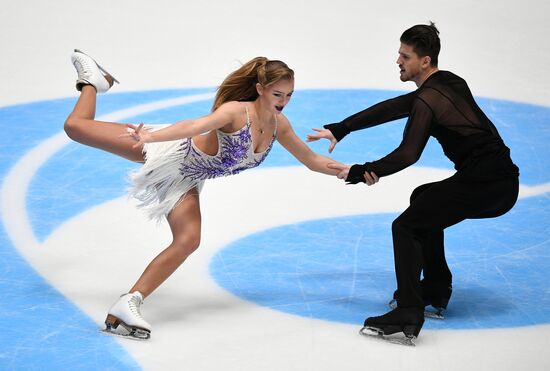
left=71, top=49, right=119, bottom=93
left=102, top=291, right=151, bottom=340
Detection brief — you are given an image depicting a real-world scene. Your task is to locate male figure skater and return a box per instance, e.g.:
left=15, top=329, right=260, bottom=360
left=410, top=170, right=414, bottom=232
left=307, top=23, right=519, bottom=345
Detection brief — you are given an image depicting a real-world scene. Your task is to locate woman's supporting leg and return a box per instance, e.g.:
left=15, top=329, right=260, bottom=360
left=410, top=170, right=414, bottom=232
left=128, top=187, right=202, bottom=298
left=64, top=85, right=145, bottom=162
left=103, top=188, right=202, bottom=338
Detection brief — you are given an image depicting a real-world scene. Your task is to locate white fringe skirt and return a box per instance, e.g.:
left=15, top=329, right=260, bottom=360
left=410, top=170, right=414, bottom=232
left=129, top=136, right=205, bottom=221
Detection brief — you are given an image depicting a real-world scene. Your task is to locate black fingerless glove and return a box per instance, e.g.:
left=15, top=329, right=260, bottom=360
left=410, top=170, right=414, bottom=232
left=323, top=122, right=351, bottom=142
left=345, top=163, right=369, bottom=184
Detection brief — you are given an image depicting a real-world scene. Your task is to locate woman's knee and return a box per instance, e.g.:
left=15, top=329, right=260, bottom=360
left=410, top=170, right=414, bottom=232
left=64, top=116, right=83, bottom=141
left=172, top=232, right=201, bottom=254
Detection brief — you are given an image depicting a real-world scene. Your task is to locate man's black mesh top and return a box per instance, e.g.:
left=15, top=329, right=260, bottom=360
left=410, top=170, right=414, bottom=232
left=324, top=71, right=519, bottom=184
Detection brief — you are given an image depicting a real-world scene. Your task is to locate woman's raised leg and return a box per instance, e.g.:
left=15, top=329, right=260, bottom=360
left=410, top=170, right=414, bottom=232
left=64, top=85, right=145, bottom=162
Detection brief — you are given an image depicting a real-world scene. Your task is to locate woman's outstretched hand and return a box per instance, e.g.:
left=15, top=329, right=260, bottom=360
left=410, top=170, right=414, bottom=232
left=328, top=163, right=379, bottom=185
left=120, top=123, right=153, bottom=148
left=306, top=128, right=338, bottom=153
left=327, top=163, right=351, bottom=180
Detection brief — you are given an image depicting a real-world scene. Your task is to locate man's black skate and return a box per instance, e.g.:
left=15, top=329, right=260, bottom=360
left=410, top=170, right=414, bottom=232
left=360, top=307, right=424, bottom=346
left=390, top=280, right=452, bottom=319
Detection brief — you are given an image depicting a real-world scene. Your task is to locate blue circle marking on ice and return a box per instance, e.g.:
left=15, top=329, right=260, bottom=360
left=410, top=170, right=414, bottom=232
left=0, top=88, right=548, bottom=370
left=210, top=196, right=550, bottom=330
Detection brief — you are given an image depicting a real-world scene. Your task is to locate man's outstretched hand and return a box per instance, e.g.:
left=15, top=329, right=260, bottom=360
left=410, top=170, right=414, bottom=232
left=307, top=128, right=338, bottom=153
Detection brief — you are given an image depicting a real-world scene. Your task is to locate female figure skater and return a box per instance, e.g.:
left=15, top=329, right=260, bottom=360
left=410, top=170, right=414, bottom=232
left=65, top=50, right=342, bottom=339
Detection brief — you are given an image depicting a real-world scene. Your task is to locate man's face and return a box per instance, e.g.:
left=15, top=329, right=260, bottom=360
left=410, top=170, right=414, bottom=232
left=396, top=43, right=429, bottom=85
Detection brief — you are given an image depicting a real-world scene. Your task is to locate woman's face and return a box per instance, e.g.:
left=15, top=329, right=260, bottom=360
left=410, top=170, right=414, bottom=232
left=258, top=78, right=294, bottom=115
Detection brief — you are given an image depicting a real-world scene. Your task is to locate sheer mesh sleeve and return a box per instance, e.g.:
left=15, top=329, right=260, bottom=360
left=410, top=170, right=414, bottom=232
left=330, top=70, right=517, bottom=184
left=324, top=92, right=416, bottom=141
left=345, top=97, right=433, bottom=183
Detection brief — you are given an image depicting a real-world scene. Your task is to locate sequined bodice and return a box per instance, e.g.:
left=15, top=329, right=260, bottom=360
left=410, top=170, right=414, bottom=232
left=178, top=106, right=276, bottom=181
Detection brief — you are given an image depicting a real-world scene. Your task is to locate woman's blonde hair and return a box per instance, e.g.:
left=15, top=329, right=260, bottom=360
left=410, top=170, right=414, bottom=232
left=212, top=57, right=294, bottom=111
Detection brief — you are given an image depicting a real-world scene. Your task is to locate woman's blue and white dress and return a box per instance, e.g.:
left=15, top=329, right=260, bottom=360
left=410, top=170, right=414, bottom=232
left=129, top=106, right=276, bottom=220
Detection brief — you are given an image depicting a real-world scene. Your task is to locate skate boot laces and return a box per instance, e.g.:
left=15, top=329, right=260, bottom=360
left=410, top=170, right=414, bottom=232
left=128, top=294, right=146, bottom=321
left=72, top=55, right=94, bottom=80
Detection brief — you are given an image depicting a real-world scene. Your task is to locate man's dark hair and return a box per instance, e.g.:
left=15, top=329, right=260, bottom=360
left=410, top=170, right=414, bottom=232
left=400, top=22, right=440, bottom=67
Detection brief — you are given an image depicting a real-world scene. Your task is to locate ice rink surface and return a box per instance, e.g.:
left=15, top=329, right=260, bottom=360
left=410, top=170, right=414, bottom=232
left=1, top=1, right=549, bottom=370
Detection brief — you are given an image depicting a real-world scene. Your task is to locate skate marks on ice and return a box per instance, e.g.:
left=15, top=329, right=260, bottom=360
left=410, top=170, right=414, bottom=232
left=40, top=168, right=550, bottom=369
left=2, top=90, right=550, bottom=369
left=209, top=191, right=550, bottom=330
